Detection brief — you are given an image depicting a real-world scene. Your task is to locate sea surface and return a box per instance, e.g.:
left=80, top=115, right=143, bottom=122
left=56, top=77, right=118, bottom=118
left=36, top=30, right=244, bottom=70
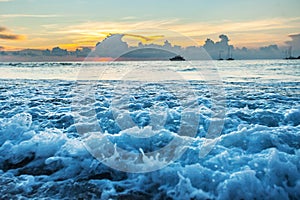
left=0, top=60, right=299, bottom=199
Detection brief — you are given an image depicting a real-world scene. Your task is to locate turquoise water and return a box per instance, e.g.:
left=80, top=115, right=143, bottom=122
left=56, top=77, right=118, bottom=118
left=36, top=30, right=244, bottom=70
left=0, top=60, right=299, bottom=199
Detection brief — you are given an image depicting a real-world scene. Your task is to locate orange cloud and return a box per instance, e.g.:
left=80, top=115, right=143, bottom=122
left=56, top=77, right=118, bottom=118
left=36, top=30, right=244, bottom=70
left=3, top=17, right=299, bottom=50
left=45, top=17, right=299, bottom=48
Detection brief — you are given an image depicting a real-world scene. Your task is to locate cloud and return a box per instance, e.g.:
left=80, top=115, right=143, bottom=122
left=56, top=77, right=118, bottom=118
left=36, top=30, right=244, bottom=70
left=0, top=0, right=13, bottom=2
left=0, top=26, right=7, bottom=32
left=285, top=33, right=300, bottom=55
left=0, top=14, right=61, bottom=18
left=113, top=33, right=164, bottom=43
left=0, top=32, right=292, bottom=60
left=121, top=16, right=137, bottom=21
left=166, top=17, right=300, bottom=37
left=0, top=26, right=24, bottom=40
left=287, top=33, right=300, bottom=46
left=0, top=33, right=22, bottom=40
left=43, top=19, right=183, bottom=47
left=44, top=17, right=299, bottom=48
left=4, top=17, right=297, bottom=50
left=52, top=20, right=178, bottom=35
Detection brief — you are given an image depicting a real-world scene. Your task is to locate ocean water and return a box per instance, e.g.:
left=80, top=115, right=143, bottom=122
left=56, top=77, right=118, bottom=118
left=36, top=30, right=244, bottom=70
left=0, top=60, right=299, bottom=199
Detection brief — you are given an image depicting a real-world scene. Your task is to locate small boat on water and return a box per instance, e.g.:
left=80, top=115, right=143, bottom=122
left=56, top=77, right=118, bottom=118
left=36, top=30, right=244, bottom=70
left=170, top=55, right=185, bottom=61
left=285, top=56, right=300, bottom=60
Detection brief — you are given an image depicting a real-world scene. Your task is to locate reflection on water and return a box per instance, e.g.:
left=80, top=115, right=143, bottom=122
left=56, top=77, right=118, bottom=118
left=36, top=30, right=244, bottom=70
left=0, top=60, right=299, bottom=82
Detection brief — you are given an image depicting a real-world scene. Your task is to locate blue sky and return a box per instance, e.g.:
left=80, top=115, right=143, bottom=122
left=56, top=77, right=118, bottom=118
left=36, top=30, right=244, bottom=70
left=0, top=0, right=299, bottom=50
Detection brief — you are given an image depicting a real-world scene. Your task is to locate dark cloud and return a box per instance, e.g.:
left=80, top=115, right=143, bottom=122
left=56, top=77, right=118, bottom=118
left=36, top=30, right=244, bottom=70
left=286, top=33, right=300, bottom=46
left=0, top=26, right=7, bottom=32
left=0, top=26, right=23, bottom=40
left=288, top=33, right=300, bottom=38
left=285, top=33, right=300, bottom=56
left=0, top=34, right=22, bottom=40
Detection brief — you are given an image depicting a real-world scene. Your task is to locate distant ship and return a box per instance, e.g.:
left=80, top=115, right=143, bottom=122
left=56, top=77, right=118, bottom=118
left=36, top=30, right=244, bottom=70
left=285, top=56, right=300, bottom=60
left=170, top=55, right=185, bottom=61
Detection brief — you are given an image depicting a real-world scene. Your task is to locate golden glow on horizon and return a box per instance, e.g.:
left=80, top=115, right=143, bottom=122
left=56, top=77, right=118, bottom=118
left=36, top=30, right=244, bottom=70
left=0, top=17, right=299, bottom=51
left=58, top=43, right=93, bottom=51
left=85, top=57, right=114, bottom=62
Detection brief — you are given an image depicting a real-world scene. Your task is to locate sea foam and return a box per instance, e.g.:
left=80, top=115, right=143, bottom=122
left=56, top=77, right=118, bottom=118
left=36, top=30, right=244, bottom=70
left=0, top=61, right=299, bottom=199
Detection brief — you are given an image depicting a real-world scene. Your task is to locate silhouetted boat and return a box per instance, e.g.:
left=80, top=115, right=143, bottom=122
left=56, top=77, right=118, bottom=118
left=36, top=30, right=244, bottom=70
left=170, top=55, right=185, bottom=61
left=285, top=56, right=300, bottom=60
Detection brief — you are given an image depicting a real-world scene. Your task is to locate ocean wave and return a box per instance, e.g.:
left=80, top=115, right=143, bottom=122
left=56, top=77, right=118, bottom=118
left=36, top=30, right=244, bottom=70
left=0, top=75, right=299, bottom=199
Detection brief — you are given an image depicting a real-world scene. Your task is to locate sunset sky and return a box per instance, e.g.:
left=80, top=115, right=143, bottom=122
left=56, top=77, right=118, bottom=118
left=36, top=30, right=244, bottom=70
left=0, top=0, right=300, bottom=50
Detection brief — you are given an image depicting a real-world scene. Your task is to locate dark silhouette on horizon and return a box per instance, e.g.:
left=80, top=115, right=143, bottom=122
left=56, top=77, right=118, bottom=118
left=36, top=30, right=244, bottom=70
left=285, top=46, right=300, bottom=59
left=1, top=33, right=300, bottom=61
left=169, top=55, right=186, bottom=61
